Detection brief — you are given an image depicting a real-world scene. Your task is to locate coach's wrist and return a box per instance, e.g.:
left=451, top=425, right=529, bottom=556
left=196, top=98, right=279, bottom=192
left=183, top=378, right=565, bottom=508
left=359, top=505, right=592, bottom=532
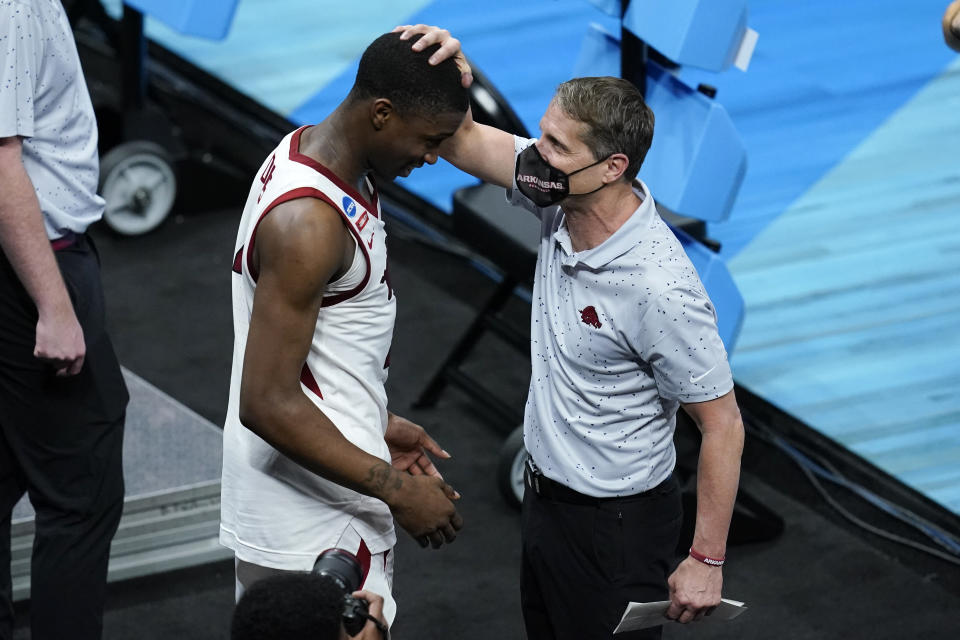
left=688, top=547, right=725, bottom=567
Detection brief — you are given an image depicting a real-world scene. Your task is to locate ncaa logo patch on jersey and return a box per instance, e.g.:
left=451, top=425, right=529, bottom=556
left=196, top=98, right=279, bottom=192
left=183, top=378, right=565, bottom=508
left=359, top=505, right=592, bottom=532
left=342, top=196, right=358, bottom=218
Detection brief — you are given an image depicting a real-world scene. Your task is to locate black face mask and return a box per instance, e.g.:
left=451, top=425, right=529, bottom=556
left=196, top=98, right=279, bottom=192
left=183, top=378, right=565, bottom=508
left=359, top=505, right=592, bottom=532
left=515, top=144, right=607, bottom=207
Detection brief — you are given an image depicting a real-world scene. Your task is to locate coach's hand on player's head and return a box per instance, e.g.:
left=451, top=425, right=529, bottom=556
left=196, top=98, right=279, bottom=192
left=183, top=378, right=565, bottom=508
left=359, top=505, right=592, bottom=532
left=387, top=474, right=463, bottom=549
left=393, top=23, right=473, bottom=88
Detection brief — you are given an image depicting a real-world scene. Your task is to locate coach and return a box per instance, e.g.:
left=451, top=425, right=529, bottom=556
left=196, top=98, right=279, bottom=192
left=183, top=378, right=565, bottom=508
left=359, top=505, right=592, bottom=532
left=402, top=25, right=745, bottom=639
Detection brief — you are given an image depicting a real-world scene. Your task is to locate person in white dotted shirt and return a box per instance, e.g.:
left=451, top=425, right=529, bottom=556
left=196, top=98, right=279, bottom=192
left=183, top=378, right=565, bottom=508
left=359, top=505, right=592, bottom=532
left=404, top=25, right=745, bottom=640
left=0, top=2, right=127, bottom=639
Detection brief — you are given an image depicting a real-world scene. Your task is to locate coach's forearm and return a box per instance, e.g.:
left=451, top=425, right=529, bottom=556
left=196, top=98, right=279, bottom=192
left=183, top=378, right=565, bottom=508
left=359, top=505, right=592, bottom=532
left=0, top=137, right=74, bottom=316
left=691, top=416, right=744, bottom=558
left=439, top=108, right=515, bottom=189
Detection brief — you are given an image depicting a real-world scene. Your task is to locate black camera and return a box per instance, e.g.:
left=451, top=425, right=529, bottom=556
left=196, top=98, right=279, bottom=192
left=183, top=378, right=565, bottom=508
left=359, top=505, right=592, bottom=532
left=312, top=548, right=372, bottom=636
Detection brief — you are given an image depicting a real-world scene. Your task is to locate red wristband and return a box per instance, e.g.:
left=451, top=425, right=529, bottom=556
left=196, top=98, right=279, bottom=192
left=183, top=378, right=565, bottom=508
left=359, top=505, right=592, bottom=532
left=689, top=547, right=725, bottom=567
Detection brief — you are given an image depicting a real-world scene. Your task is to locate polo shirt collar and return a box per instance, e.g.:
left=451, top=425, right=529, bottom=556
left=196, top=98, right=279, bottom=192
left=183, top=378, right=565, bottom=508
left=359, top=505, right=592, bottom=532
left=554, top=179, right=655, bottom=270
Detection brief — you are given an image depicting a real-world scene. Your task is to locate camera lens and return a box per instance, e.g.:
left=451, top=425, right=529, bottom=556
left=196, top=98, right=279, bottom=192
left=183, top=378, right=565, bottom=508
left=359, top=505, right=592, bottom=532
left=312, top=549, right=372, bottom=635
left=312, top=548, right=363, bottom=593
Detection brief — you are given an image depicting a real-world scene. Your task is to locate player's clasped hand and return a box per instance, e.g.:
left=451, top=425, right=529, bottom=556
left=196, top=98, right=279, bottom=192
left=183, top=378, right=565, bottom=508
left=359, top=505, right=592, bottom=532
left=388, top=473, right=463, bottom=550
left=385, top=412, right=450, bottom=479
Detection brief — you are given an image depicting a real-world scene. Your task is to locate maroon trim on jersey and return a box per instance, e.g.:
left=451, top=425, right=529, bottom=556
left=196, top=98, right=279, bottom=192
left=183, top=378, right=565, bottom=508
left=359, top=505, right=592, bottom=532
left=357, top=539, right=373, bottom=588
left=320, top=197, right=372, bottom=308
left=365, top=174, right=381, bottom=218
left=232, top=248, right=243, bottom=274
left=299, top=363, right=323, bottom=400
left=246, top=187, right=372, bottom=306
left=289, top=126, right=379, bottom=217
left=247, top=187, right=332, bottom=281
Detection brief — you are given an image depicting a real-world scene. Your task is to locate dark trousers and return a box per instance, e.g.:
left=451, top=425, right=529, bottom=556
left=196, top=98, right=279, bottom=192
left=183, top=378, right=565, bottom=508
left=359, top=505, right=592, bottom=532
left=521, top=472, right=683, bottom=640
left=0, top=234, right=127, bottom=640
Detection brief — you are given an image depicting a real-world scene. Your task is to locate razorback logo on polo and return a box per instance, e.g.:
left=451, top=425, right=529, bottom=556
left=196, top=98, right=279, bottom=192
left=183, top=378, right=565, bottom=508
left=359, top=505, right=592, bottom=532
left=580, top=306, right=602, bottom=329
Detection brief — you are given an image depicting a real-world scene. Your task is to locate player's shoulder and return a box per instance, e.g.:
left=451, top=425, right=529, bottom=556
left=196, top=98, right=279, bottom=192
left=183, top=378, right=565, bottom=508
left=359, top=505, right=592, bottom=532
left=260, top=196, right=347, bottom=250
left=252, top=196, right=352, bottom=288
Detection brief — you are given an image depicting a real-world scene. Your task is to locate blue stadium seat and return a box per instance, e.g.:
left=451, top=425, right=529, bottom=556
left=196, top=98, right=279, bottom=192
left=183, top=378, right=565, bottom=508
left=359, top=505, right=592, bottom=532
left=123, top=0, right=239, bottom=40
left=623, top=0, right=751, bottom=72
left=639, top=61, right=747, bottom=223
left=670, top=225, right=744, bottom=351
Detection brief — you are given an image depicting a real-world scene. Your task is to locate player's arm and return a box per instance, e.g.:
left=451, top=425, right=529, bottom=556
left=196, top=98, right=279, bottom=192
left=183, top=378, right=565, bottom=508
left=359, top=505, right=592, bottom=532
left=394, top=24, right=516, bottom=189
left=239, top=199, right=461, bottom=547
left=667, top=390, right=744, bottom=623
left=0, top=136, right=85, bottom=376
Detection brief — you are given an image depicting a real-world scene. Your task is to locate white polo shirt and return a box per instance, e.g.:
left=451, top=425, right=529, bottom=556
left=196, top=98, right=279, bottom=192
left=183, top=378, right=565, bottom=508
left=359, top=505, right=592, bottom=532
left=509, top=136, right=733, bottom=497
left=0, top=0, right=105, bottom=239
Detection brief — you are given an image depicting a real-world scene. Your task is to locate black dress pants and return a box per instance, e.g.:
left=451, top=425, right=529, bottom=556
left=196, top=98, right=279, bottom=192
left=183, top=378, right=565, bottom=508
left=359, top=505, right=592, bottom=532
left=521, top=473, right=683, bottom=640
left=0, top=234, right=127, bottom=640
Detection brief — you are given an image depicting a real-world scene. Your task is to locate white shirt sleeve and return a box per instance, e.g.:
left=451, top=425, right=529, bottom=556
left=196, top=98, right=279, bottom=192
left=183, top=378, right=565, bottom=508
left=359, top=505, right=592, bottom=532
left=0, top=2, right=42, bottom=138
left=635, top=284, right=734, bottom=403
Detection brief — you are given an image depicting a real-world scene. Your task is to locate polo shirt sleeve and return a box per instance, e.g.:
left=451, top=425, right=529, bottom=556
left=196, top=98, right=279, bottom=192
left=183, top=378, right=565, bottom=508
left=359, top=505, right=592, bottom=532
left=0, top=2, right=41, bottom=138
left=635, top=284, right=734, bottom=403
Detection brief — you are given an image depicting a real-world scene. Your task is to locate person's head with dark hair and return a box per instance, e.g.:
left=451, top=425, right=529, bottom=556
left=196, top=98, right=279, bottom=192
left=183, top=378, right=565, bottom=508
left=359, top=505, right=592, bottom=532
left=350, top=32, right=468, bottom=118
left=231, top=573, right=346, bottom=640
left=340, top=31, right=469, bottom=181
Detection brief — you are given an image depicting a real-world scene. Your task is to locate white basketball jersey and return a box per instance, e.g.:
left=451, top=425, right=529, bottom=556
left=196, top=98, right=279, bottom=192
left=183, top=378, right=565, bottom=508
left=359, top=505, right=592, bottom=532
left=220, top=126, right=398, bottom=569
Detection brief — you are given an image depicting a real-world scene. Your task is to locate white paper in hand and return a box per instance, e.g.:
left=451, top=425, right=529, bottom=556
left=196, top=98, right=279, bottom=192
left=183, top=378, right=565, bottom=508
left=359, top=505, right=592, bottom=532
left=614, top=598, right=746, bottom=634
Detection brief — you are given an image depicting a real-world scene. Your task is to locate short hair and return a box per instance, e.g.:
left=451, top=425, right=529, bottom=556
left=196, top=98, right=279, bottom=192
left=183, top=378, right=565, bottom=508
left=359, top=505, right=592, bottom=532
left=553, top=77, right=655, bottom=181
left=231, top=573, right=344, bottom=640
left=350, top=32, right=469, bottom=118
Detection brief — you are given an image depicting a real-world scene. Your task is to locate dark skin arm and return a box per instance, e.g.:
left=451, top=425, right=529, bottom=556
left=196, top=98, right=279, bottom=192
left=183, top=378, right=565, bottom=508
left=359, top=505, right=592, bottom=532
left=239, top=197, right=462, bottom=548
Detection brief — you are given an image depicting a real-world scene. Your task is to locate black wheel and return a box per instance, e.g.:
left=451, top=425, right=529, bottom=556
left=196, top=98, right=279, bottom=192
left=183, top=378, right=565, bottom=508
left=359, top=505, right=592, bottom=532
left=497, top=426, right=527, bottom=509
left=99, top=141, right=177, bottom=236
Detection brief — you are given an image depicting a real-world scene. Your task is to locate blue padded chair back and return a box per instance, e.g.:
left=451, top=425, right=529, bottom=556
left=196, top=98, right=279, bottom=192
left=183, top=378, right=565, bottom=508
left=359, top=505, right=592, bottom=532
left=670, top=225, right=744, bottom=351
left=124, top=0, right=239, bottom=40
left=623, top=0, right=750, bottom=72
left=640, top=62, right=747, bottom=223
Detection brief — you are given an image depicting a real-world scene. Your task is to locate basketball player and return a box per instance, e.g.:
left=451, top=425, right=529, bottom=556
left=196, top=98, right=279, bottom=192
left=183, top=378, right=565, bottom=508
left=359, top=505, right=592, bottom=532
left=219, top=31, right=468, bottom=626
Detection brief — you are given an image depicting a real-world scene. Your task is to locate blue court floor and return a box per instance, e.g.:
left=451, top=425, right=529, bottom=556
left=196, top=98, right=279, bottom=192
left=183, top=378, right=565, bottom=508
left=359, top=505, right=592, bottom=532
left=105, top=0, right=960, bottom=514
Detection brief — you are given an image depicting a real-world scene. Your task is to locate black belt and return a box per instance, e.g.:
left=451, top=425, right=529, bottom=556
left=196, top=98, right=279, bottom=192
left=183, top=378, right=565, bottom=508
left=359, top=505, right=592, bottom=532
left=524, top=459, right=671, bottom=506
